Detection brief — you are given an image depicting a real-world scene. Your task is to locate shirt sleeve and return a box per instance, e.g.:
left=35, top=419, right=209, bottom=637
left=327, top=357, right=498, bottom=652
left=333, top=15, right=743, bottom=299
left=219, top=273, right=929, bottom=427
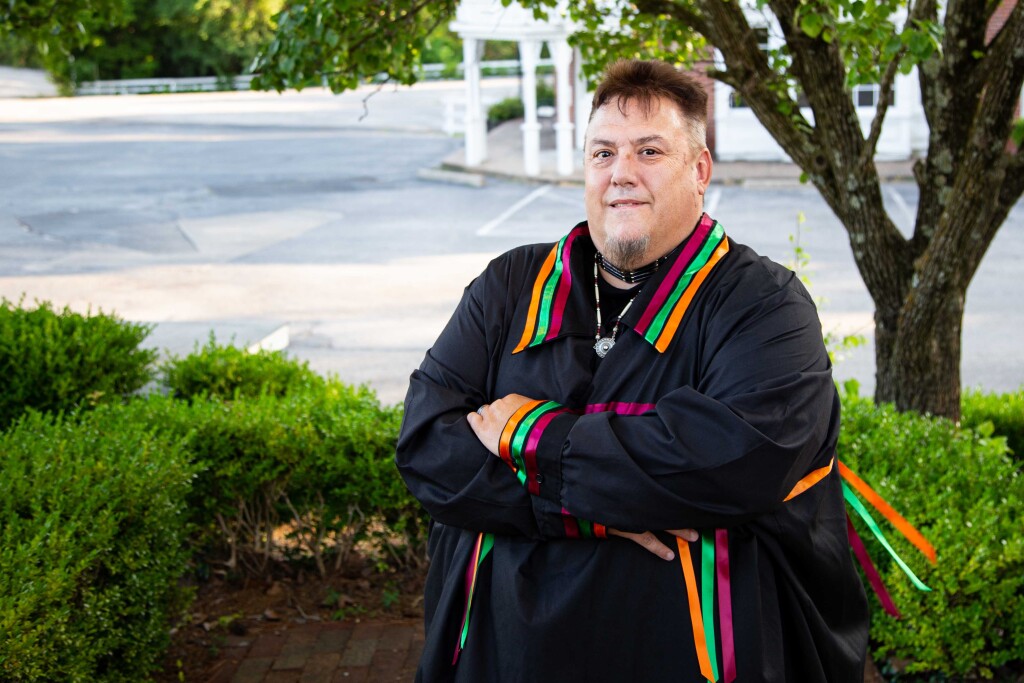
left=395, top=253, right=606, bottom=540
left=526, top=262, right=841, bottom=532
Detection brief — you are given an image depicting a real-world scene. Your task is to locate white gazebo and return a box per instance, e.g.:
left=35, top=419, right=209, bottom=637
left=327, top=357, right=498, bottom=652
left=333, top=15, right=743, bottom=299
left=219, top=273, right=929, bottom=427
left=450, top=0, right=589, bottom=176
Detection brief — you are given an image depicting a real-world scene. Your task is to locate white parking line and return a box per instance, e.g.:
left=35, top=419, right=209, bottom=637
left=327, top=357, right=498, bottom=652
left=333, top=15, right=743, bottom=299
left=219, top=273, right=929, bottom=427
left=885, top=186, right=915, bottom=231
left=476, top=185, right=552, bottom=236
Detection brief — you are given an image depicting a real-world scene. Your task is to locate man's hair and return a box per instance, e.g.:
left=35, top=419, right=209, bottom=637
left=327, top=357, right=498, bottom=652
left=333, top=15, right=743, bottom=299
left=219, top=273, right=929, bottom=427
left=590, top=59, right=708, bottom=152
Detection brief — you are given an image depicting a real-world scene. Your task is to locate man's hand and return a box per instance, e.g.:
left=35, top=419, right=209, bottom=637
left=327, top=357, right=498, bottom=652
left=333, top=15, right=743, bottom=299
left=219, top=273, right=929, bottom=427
left=608, top=528, right=700, bottom=561
left=467, top=393, right=535, bottom=455
left=469, top=395, right=698, bottom=562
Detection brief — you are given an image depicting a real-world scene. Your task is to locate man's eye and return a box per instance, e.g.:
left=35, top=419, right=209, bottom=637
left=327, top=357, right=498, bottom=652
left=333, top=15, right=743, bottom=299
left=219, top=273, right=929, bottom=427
left=594, top=150, right=612, bottom=159
left=641, top=148, right=659, bottom=156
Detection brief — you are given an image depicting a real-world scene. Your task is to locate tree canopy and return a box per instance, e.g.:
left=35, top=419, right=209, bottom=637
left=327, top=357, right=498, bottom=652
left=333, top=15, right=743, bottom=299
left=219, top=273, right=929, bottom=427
left=1, top=0, right=282, bottom=92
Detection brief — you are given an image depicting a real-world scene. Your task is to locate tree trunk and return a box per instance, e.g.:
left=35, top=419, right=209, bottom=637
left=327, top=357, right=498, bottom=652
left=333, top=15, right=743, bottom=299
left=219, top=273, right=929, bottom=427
left=875, top=285, right=965, bottom=420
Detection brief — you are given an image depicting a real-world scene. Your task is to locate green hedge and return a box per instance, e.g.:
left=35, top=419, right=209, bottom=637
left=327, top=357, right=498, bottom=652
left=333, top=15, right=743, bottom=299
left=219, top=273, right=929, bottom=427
left=160, top=337, right=324, bottom=400
left=961, top=388, right=1024, bottom=462
left=0, top=408, right=195, bottom=682
left=120, top=381, right=424, bottom=575
left=839, top=388, right=1024, bottom=680
left=0, top=298, right=155, bottom=430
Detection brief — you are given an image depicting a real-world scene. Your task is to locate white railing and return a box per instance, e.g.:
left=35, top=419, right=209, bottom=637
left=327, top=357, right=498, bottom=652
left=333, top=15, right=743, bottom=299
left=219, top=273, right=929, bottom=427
left=76, top=60, right=553, bottom=96
left=77, top=74, right=258, bottom=96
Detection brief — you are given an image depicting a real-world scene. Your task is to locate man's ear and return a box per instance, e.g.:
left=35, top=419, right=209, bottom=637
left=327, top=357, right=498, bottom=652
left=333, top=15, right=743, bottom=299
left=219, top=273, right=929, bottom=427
left=695, top=148, right=713, bottom=196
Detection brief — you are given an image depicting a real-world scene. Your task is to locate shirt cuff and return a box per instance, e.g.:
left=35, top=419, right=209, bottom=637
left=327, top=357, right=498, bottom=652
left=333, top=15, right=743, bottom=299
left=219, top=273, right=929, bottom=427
left=531, top=495, right=608, bottom=539
left=498, top=400, right=576, bottom=503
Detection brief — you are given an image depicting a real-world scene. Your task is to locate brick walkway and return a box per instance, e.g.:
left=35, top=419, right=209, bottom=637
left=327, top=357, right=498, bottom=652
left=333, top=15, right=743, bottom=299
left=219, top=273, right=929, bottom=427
left=206, top=619, right=424, bottom=683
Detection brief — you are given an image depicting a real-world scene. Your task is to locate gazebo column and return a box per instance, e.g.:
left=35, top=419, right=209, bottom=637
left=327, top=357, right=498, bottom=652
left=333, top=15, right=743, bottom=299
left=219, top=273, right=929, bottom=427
left=551, top=39, right=574, bottom=176
left=574, top=46, right=591, bottom=151
left=518, top=39, right=542, bottom=177
left=463, top=37, right=486, bottom=166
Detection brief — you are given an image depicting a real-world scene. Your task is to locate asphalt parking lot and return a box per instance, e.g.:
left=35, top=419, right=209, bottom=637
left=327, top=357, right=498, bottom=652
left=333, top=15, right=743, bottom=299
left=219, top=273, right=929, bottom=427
left=1, top=78, right=1021, bottom=404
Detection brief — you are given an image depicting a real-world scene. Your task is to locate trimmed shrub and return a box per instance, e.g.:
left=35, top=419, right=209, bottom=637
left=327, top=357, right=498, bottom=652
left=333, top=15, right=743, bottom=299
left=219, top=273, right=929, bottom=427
left=0, top=298, right=155, bottom=430
left=159, top=338, right=324, bottom=400
left=0, top=408, right=194, bottom=682
left=839, top=389, right=1024, bottom=679
left=962, top=388, right=1024, bottom=462
left=120, top=381, right=425, bottom=575
left=487, top=97, right=525, bottom=128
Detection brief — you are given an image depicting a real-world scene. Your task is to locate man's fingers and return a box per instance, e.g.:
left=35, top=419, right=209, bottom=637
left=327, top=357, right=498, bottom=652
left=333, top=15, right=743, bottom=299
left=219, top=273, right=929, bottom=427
left=668, top=528, right=699, bottom=543
left=608, top=528, right=675, bottom=561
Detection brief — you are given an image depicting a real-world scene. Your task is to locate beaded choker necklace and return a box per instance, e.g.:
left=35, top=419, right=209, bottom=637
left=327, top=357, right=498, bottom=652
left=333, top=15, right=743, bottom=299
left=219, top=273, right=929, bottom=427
left=593, top=254, right=640, bottom=358
left=595, top=251, right=670, bottom=284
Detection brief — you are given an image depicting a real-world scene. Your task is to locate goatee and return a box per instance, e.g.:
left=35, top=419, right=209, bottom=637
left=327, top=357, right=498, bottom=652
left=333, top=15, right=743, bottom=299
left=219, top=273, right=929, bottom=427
left=602, top=235, right=650, bottom=271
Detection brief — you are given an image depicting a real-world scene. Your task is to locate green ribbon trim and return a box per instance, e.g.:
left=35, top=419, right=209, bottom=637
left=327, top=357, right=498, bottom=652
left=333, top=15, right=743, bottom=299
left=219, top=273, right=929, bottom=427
left=843, top=484, right=931, bottom=592
left=530, top=235, right=567, bottom=346
left=644, top=222, right=724, bottom=344
left=458, top=532, right=496, bottom=650
left=701, top=533, right=720, bottom=681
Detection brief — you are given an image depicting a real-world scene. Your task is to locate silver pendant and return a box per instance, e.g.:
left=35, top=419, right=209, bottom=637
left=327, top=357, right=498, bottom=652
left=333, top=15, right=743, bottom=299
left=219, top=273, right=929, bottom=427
left=594, top=337, right=615, bottom=358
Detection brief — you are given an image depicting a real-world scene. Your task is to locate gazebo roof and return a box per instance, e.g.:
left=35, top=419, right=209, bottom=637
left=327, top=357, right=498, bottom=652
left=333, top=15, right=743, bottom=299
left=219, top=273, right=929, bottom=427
left=450, top=0, right=574, bottom=41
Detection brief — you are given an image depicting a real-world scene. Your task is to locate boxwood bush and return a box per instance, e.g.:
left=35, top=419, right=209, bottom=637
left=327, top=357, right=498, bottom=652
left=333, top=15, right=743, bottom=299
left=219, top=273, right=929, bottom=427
left=839, top=387, right=1024, bottom=680
left=119, top=381, right=424, bottom=575
left=961, top=387, right=1024, bottom=462
left=0, top=408, right=195, bottom=682
left=0, top=298, right=155, bottom=430
left=159, top=337, right=324, bottom=400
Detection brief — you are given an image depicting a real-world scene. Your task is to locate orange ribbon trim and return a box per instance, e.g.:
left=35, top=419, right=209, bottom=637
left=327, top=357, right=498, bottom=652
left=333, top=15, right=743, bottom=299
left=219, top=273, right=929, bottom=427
left=677, top=537, right=716, bottom=682
left=497, top=399, right=544, bottom=471
left=654, top=240, right=730, bottom=353
left=838, top=461, right=936, bottom=564
left=783, top=457, right=835, bottom=501
left=512, top=245, right=559, bottom=354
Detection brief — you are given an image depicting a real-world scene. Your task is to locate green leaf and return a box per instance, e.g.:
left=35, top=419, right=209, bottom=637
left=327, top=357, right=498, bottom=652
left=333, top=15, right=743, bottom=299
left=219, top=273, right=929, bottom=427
left=800, top=12, right=825, bottom=39
left=1012, top=118, right=1024, bottom=147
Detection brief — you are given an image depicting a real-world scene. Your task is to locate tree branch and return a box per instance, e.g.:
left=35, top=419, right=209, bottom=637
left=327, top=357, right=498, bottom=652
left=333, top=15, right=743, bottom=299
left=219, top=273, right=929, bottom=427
left=861, top=0, right=933, bottom=166
left=859, top=48, right=905, bottom=168
left=634, top=0, right=710, bottom=36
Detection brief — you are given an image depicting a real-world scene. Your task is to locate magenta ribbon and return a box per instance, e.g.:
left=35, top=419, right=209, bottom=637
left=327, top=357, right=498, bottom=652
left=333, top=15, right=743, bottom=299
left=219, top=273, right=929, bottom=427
left=715, top=529, right=737, bottom=683
left=846, top=514, right=900, bottom=617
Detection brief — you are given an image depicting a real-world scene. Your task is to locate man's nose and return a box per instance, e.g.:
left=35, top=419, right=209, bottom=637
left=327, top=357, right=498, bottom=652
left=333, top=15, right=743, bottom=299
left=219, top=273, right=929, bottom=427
left=611, top=154, right=638, bottom=186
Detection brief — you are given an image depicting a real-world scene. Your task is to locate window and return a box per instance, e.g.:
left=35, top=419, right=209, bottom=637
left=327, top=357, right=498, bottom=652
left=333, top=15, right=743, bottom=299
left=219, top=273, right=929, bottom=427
left=853, top=84, right=895, bottom=108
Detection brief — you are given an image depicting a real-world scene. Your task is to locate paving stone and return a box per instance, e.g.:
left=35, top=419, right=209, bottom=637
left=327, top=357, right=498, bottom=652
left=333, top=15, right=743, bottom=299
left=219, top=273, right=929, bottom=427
left=279, top=642, right=316, bottom=660
left=350, top=623, right=384, bottom=641
left=249, top=634, right=288, bottom=658
left=264, top=671, right=302, bottom=683
left=377, top=624, right=412, bottom=651
left=272, top=652, right=311, bottom=671
left=303, top=652, right=342, bottom=675
left=331, top=667, right=368, bottom=682
left=285, top=629, right=321, bottom=646
left=232, top=657, right=274, bottom=683
left=314, top=627, right=353, bottom=654
left=339, top=637, right=376, bottom=667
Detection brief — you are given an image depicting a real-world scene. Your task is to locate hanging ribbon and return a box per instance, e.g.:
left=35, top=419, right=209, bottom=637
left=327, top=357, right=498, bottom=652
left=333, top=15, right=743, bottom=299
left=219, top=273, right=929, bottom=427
left=701, top=535, right=720, bottom=682
left=838, top=462, right=936, bottom=563
left=452, top=531, right=495, bottom=665
left=846, top=513, right=901, bottom=617
left=676, top=536, right=717, bottom=682
left=842, top=484, right=931, bottom=592
left=715, top=529, right=737, bottom=683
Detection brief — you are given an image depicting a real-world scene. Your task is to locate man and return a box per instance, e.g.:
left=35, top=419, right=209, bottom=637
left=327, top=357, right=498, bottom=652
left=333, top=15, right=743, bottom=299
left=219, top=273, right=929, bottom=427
left=397, top=59, right=868, bottom=682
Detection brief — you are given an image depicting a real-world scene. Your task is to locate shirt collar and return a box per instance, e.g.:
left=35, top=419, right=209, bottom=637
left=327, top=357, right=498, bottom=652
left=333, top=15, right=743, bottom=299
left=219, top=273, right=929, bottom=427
left=512, top=213, right=730, bottom=355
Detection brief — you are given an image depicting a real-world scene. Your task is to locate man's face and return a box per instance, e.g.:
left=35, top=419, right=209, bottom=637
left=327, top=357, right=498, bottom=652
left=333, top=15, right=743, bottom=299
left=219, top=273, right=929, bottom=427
left=584, top=96, right=712, bottom=270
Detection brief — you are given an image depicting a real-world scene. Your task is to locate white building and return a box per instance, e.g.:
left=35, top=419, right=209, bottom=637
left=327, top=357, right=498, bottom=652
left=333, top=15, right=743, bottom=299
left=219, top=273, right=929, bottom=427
left=450, top=0, right=590, bottom=176
left=452, top=0, right=932, bottom=164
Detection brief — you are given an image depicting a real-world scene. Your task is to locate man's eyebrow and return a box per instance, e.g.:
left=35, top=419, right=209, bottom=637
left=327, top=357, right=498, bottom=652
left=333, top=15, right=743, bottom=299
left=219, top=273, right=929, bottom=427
left=633, top=134, right=669, bottom=146
left=587, top=135, right=670, bottom=148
